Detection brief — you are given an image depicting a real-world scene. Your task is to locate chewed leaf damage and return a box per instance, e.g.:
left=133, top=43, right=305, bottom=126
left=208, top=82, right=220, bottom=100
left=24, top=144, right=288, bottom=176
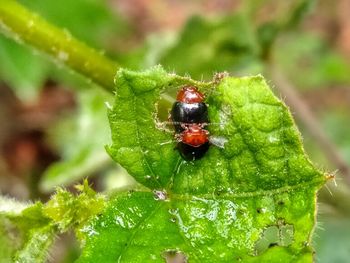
left=77, top=66, right=327, bottom=262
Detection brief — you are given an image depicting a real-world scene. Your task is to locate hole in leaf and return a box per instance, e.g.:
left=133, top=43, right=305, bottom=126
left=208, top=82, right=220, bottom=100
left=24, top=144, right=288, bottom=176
left=268, top=242, right=278, bottom=248
left=162, top=250, right=188, bottom=263
left=154, top=88, right=178, bottom=134
left=277, top=200, right=285, bottom=205
left=153, top=190, right=167, bottom=201
left=255, top=226, right=279, bottom=254
left=255, top=223, right=294, bottom=255
left=157, top=89, right=177, bottom=122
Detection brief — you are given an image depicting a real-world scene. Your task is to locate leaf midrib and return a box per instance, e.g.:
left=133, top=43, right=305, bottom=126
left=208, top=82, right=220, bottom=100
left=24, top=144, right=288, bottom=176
left=168, top=176, right=325, bottom=200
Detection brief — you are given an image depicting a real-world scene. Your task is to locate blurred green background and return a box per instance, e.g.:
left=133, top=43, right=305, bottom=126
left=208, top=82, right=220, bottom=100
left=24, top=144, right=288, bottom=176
left=0, top=0, right=350, bottom=262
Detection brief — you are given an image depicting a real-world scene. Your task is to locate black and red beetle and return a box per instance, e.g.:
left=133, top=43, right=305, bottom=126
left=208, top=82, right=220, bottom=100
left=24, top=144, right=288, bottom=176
left=170, top=85, right=210, bottom=160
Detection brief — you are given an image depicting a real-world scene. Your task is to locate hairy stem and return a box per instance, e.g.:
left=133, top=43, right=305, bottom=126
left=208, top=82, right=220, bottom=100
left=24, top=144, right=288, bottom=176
left=0, top=0, right=118, bottom=93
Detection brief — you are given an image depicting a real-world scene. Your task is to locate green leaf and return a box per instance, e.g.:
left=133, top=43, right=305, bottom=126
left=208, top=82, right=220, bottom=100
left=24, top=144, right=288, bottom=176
left=78, top=67, right=327, bottom=262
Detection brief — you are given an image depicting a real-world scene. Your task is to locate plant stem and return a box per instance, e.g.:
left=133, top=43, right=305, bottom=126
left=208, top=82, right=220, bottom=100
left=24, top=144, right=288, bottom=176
left=0, top=0, right=118, bottom=93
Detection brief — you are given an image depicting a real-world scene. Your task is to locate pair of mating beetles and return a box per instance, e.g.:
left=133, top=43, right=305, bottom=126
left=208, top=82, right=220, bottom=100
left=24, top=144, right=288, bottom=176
left=170, top=85, right=210, bottom=161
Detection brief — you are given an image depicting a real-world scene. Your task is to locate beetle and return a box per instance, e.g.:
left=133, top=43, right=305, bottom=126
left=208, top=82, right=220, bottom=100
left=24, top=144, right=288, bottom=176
left=170, top=85, right=210, bottom=160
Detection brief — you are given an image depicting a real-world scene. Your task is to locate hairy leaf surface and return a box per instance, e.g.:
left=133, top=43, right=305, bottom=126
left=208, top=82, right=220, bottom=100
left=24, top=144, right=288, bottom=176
left=78, top=66, right=326, bottom=262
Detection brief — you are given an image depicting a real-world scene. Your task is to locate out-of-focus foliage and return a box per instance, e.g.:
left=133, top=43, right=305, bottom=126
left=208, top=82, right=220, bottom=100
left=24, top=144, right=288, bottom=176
left=0, top=198, right=54, bottom=262
left=0, top=181, right=105, bottom=262
left=40, top=87, right=136, bottom=192
left=40, top=89, right=112, bottom=192
left=274, top=33, right=350, bottom=90
left=322, top=112, right=350, bottom=161
left=142, top=0, right=316, bottom=79
left=157, top=15, right=261, bottom=78
left=315, top=217, right=350, bottom=263
left=18, top=0, right=126, bottom=47
left=0, top=0, right=134, bottom=193
left=0, top=0, right=127, bottom=101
